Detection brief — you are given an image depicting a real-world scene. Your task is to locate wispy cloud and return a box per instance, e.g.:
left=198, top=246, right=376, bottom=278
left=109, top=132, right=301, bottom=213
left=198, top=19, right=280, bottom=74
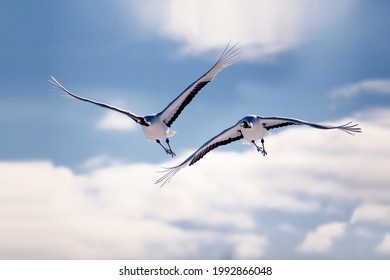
left=330, top=79, right=390, bottom=99
left=350, top=203, right=390, bottom=226
left=1, top=107, right=389, bottom=259
left=97, top=110, right=138, bottom=132
left=79, top=154, right=124, bottom=170
left=127, top=0, right=355, bottom=58
left=296, top=222, right=346, bottom=254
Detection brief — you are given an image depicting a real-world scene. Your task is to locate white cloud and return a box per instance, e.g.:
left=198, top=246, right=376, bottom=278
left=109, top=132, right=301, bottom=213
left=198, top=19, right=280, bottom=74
left=353, top=107, right=390, bottom=127
left=97, top=110, right=138, bottom=132
left=297, top=222, right=346, bottom=254
left=375, top=234, right=390, bottom=254
left=0, top=161, right=264, bottom=259
left=350, top=203, right=390, bottom=226
left=127, top=0, right=355, bottom=58
left=227, top=234, right=267, bottom=259
left=1, top=107, right=389, bottom=259
left=79, top=154, right=124, bottom=170
left=330, top=79, right=390, bottom=99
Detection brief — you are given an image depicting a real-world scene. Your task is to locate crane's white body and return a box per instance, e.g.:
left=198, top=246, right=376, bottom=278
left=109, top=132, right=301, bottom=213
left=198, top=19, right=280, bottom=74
left=142, top=114, right=176, bottom=140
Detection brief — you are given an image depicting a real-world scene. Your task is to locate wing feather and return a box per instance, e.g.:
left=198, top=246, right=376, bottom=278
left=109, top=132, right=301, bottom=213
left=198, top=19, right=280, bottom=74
left=49, top=76, right=143, bottom=123
left=159, top=43, right=240, bottom=127
left=189, top=126, right=243, bottom=166
left=156, top=122, right=243, bottom=187
left=260, top=116, right=362, bottom=134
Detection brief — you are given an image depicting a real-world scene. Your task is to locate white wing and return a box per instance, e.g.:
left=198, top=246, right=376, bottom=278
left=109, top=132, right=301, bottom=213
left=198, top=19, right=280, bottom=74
left=49, top=76, right=143, bottom=124
left=259, top=116, right=362, bottom=134
left=158, top=43, right=240, bottom=127
left=156, top=121, right=244, bottom=187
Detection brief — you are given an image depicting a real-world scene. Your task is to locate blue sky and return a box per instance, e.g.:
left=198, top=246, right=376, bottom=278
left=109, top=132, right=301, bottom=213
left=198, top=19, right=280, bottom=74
left=1, top=0, right=390, bottom=259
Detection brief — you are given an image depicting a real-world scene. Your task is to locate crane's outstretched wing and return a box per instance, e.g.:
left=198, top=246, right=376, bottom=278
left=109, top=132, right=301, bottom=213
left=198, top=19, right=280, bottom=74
left=49, top=76, right=143, bottom=124
left=156, top=122, right=243, bottom=187
left=158, top=43, right=240, bottom=127
left=259, top=116, right=362, bottom=135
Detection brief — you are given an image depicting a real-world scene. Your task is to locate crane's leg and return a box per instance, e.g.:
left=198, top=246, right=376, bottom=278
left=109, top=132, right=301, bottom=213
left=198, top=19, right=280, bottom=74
left=252, top=139, right=267, bottom=156
left=165, top=138, right=176, bottom=157
left=260, top=138, right=267, bottom=156
left=156, top=139, right=169, bottom=155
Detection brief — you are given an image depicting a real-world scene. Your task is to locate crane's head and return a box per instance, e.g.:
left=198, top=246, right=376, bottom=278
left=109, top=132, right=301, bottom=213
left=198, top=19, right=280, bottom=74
left=239, top=115, right=257, bottom=129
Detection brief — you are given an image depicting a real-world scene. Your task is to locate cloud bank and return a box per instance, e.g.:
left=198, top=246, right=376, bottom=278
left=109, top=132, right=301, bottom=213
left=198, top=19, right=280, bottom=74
left=1, top=107, right=389, bottom=259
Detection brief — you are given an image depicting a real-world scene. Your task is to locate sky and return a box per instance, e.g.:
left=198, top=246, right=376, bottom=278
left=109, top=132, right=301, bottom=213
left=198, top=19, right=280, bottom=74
left=1, top=0, right=390, bottom=259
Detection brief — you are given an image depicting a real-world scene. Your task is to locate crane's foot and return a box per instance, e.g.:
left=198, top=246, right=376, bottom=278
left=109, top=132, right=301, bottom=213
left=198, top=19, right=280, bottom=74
left=156, top=139, right=176, bottom=157
left=165, top=148, right=176, bottom=157
left=165, top=139, right=176, bottom=157
left=252, top=139, right=268, bottom=156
